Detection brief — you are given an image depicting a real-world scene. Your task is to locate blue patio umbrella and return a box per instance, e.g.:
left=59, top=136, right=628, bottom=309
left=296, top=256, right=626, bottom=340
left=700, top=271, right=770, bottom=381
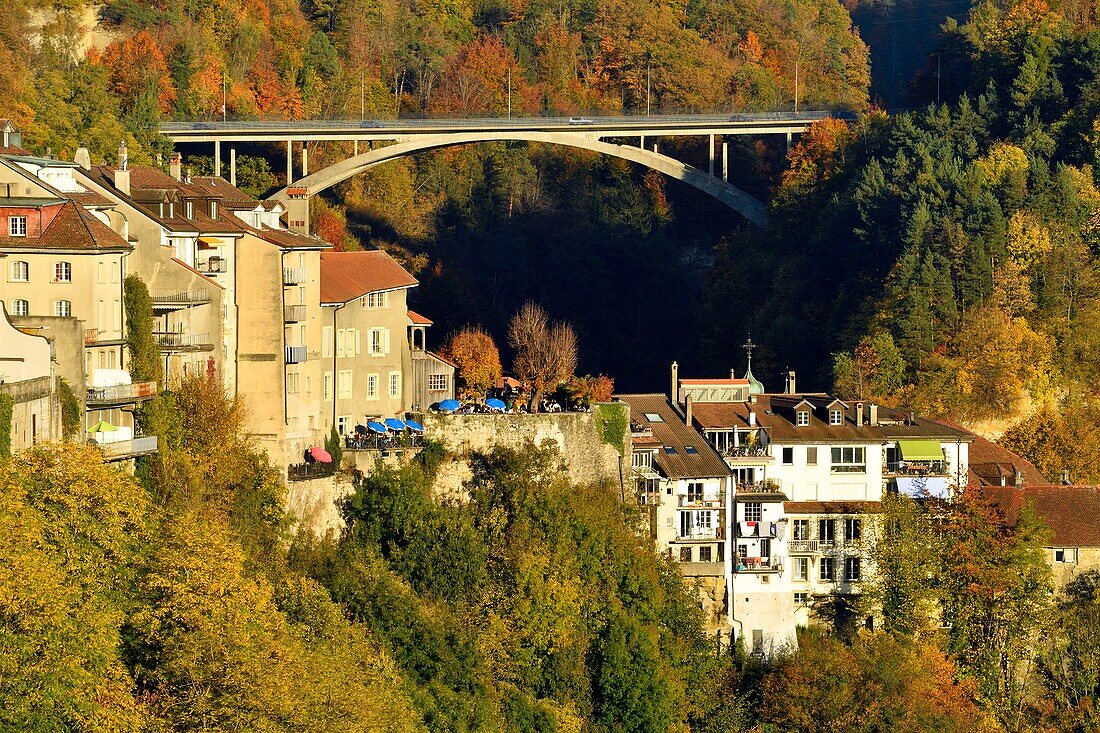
left=384, top=417, right=407, bottom=431
left=367, top=421, right=389, bottom=434
left=404, top=419, right=424, bottom=433
left=439, top=399, right=461, bottom=412
left=485, top=397, right=506, bottom=410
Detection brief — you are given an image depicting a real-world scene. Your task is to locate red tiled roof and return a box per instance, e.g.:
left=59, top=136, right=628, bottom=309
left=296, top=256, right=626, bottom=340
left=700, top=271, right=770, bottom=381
left=320, top=250, right=418, bottom=304
left=407, top=309, right=433, bottom=326
left=965, top=431, right=1049, bottom=486
left=0, top=200, right=131, bottom=251
left=784, top=500, right=881, bottom=514
left=428, top=350, right=456, bottom=368
left=977, top=484, right=1100, bottom=547
left=616, top=393, right=731, bottom=480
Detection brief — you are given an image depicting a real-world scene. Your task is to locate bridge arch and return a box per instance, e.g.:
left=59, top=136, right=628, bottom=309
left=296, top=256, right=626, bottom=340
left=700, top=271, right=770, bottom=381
left=269, top=131, right=767, bottom=226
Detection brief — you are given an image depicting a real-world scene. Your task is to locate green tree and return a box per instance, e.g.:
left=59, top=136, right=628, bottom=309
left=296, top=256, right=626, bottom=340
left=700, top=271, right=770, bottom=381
left=123, top=274, right=163, bottom=386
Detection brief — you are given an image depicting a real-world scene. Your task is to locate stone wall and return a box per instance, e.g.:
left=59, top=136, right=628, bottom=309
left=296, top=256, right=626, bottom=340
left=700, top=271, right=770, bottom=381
left=421, top=404, right=630, bottom=490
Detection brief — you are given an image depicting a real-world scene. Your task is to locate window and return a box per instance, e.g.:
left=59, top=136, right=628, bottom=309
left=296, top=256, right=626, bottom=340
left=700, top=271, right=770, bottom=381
left=111, top=262, right=119, bottom=283
left=794, top=592, right=809, bottom=606
left=830, top=446, right=866, bottom=473
left=53, top=261, right=71, bottom=282
left=366, top=373, right=378, bottom=399
left=369, top=328, right=386, bottom=355
left=793, top=557, right=808, bottom=581
left=366, top=291, right=388, bottom=308
left=337, top=415, right=349, bottom=434
left=8, top=216, right=27, bottom=237
left=322, top=326, right=332, bottom=358
left=286, top=372, right=299, bottom=394
left=336, top=329, right=346, bottom=357
left=820, top=557, right=835, bottom=582
left=337, top=370, right=352, bottom=399
left=428, top=373, right=448, bottom=391
left=210, top=201, right=217, bottom=218
left=388, top=372, right=401, bottom=398
left=643, top=412, right=664, bottom=422
left=699, top=546, right=713, bottom=562
left=663, top=445, right=678, bottom=454
left=11, top=261, right=28, bottom=281
left=744, top=501, right=762, bottom=522
left=792, top=519, right=809, bottom=540
left=687, top=482, right=704, bottom=503
left=632, top=451, right=652, bottom=468
left=679, top=547, right=692, bottom=562
left=11, top=299, right=28, bottom=316
left=845, top=518, right=862, bottom=543
left=684, top=446, right=698, bottom=454
left=53, top=300, right=71, bottom=317
left=185, top=201, right=193, bottom=219
left=829, top=409, right=843, bottom=425
left=818, top=519, right=835, bottom=543
left=796, top=410, right=810, bottom=426
left=782, top=446, right=793, bottom=465
left=845, top=557, right=861, bottom=581
left=323, top=372, right=332, bottom=400
left=1054, top=548, right=1078, bottom=563
left=806, top=446, right=817, bottom=465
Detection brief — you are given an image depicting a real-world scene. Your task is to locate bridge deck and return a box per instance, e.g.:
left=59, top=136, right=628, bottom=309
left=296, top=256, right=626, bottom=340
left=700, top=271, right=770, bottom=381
left=161, top=112, right=852, bottom=142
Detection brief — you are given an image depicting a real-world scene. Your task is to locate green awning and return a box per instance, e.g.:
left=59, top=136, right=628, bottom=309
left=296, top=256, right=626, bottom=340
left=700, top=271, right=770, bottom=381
left=897, top=439, right=944, bottom=461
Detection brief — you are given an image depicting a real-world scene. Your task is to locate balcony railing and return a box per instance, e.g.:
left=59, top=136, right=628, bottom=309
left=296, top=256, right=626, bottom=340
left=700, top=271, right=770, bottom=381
left=676, top=526, right=725, bottom=541
left=679, top=495, right=724, bottom=508
left=883, top=460, right=950, bottom=477
left=284, top=304, right=307, bottom=322
left=724, top=446, right=771, bottom=459
left=86, top=381, right=158, bottom=405
left=737, top=480, right=782, bottom=494
left=736, top=555, right=784, bottom=573
left=155, top=332, right=212, bottom=350
left=736, top=521, right=777, bottom=538
left=98, top=436, right=158, bottom=461
left=151, top=289, right=211, bottom=306
left=788, top=539, right=819, bottom=552
left=283, top=267, right=307, bottom=285
left=285, top=345, right=307, bottom=364
left=288, top=462, right=336, bottom=481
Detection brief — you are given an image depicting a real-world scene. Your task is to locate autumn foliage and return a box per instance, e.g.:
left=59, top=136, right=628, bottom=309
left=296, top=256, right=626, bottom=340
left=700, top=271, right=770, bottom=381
left=439, top=326, right=502, bottom=398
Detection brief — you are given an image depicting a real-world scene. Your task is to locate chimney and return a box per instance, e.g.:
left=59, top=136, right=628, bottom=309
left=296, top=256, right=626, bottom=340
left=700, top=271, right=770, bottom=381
left=1061, top=469, right=1071, bottom=485
left=670, top=361, right=679, bottom=404
left=786, top=370, right=796, bottom=395
left=868, top=403, right=878, bottom=426
left=74, top=146, right=91, bottom=170
left=113, top=140, right=130, bottom=195
left=117, top=139, right=128, bottom=170
left=169, top=152, right=182, bottom=181
left=1014, top=469, right=1024, bottom=490
left=855, top=402, right=864, bottom=427
left=685, top=393, right=693, bottom=427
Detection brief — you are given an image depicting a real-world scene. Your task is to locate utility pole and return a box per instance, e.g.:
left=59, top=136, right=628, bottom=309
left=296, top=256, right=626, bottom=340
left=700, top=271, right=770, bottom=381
left=221, top=71, right=227, bottom=124
left=794, top=46, right=800, bottom=113
left=507, top=67, right=512, bottom=119
left=360, top=71, right=365, bottom=122
left=646, top=54, right=652, bottom=116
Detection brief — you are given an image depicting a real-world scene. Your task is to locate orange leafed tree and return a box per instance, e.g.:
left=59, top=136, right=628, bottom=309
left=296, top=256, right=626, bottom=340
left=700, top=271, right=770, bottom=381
left=431, top=36, right=533, bottom=116
left=98, top=31, right=177, bottom=113
left=439, top=326, right=503, bottom=399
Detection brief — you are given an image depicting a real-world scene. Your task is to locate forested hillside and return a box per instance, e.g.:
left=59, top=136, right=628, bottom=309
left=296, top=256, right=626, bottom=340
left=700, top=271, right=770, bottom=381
left=703, top=0, right=1100, bottom=481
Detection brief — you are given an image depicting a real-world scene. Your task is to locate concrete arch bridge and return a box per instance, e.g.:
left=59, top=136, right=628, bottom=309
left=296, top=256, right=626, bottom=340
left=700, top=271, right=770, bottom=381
left=160, top=113, right=849, bottom=230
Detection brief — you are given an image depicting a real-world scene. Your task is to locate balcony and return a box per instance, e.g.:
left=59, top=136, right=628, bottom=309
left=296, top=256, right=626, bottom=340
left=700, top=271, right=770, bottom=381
left=155, top=331, right=213, bottom=352
left=679, top=495, right=724, bottom=509
left=788, top=539, right=820, bottom=553
left=736, top=555, right=784, bottom=573
left=676, top=526, right=726, bottom=542
left=288, top=462, right=336, bottom=481
left=736, top=521, right=777, bottom=538
left=285, top=344, right=307, bottom=364
left=284, top=304, right=307, bottom=323
left=723, top=446, right=773, bottom=463
left=97, top=436, right=159, bottom=461
left=86, top=381, right=158, bottom=406
left=198, top=258, right=228, bottom=276
left=883, top=460, right=951, bottom=477
left=283, top=267, right=307, bottom=285
left=151, top=289, right=212, bottom=310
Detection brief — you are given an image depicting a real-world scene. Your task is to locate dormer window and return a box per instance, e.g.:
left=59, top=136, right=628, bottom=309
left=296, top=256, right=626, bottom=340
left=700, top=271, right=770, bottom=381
left=167, top=202, right=174, bottom=218
left=209, top=201, right=218, bottom=218
left=829, top=409, right=843, bottom=425
left=796, top=410, right=810, bottom=426
left=8, top=216, right=27, bottom=237
left=185, top=201, right=193, bottom=219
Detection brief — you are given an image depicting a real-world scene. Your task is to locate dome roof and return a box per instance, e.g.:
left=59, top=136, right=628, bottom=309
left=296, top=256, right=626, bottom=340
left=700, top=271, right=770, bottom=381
left=744, top=364, right=765, bottom=394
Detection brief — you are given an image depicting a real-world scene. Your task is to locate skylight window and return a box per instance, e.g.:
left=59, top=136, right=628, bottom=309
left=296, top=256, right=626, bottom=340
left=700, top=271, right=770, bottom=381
left=663, top=446, right=677, bottom=454
left=644, top=413, right=664, bottom=422
left=684, top=446, right=698, bottom=454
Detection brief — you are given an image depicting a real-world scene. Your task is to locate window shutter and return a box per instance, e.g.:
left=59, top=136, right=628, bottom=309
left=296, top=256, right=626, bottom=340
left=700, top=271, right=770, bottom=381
left=383, top=329, right=390, bottom=354
left=354, top=329, right=361, bottom=355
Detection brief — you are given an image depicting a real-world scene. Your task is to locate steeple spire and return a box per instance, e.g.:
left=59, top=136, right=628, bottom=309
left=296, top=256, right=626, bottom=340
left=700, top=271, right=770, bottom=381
left=742, top=336, right=764, bottom=394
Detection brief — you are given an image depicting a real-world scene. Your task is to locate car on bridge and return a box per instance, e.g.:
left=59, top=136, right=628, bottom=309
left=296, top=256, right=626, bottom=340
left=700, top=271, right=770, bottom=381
left=568, top=117, right=594, bottom=125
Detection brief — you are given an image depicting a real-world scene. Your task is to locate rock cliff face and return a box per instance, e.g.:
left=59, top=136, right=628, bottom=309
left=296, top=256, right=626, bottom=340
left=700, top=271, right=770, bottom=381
left=287, top=404, right=632, bottom=535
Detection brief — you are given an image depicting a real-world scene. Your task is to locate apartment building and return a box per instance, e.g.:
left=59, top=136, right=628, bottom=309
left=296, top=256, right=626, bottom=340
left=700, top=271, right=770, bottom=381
left=618, top=392, right=733, bottom=632
left=659, top=360, right=972, bottom=654
left=319, top=250, right=418, bottom=434
left=0, top=303, right=62, bottom=450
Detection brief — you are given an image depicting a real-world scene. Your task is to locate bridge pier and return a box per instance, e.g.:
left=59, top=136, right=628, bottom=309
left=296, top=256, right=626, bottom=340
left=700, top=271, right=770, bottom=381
left=214, top=140, right=221, bottom=178
left=230, top=148, right=236, bottom=187
left=286, top=140, right=293, bottom=184
left=722, top=142, right=728, bottom=182
left=709, top=134, right=715, bottom=177
left=302, top=145, right=309, bottom=177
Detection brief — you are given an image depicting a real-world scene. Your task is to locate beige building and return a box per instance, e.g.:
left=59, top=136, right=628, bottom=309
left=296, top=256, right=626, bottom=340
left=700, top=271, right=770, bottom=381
left=319, top=250, right=419, bottom=434
left=407, top=309, right=457, bottom=411
left=0, top=303, right=61, bottom=451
